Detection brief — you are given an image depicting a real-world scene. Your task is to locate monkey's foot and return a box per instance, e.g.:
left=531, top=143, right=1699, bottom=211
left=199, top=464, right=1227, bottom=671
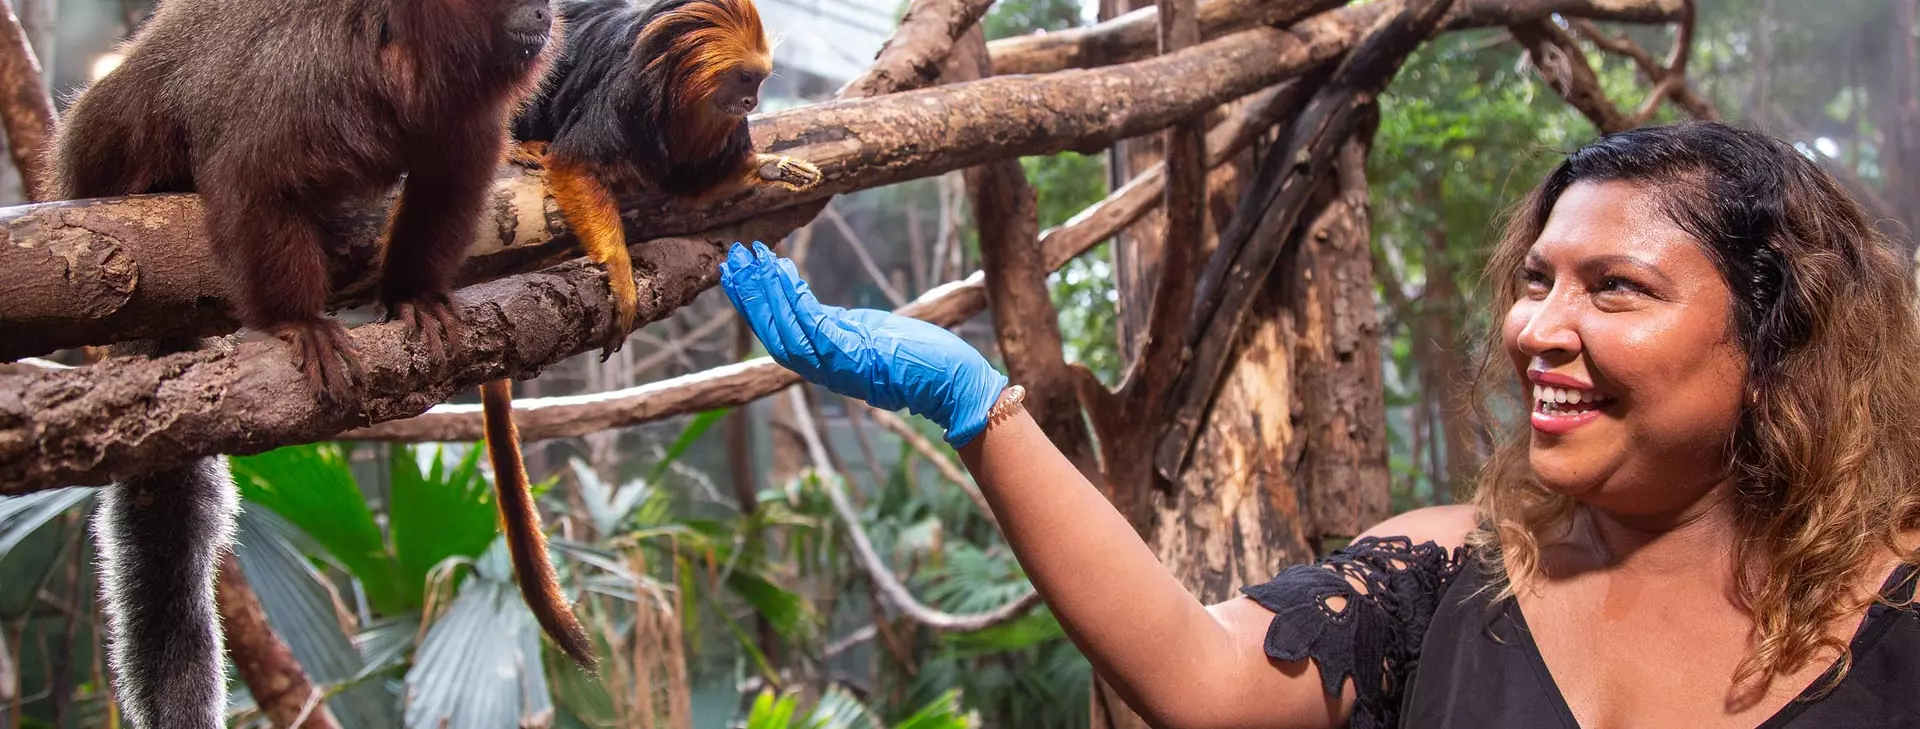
left=756, top=156, right=823, bottom=192
left=598, top=270, right=637, bottom=362
left=382, top=295, right=463, bottom=372
left=509, top=141, right=550, bottom=169
left=269, top=319, right=363, bottom=405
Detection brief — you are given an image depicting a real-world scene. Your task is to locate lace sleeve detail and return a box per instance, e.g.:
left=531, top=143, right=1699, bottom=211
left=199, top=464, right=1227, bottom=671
left=1239, top=535, right=1466, bottom=729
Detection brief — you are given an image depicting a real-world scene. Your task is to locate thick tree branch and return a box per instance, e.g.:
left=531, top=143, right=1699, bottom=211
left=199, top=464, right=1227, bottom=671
left=1155, top=0, right=1455, bottom=482
left=987, top=0, right=1683, bottom=75
left=334, top=82, right=1304, bottom=445
left=215, top=554, right=342, bottom=729
left=1, top=0, right=1685, bottom=494
left=1510, top=18, right=1629, bottom=133
left=0, top=0, right=1684, bottom=362
left=0, top=0, right=51, bottom=202
left=1, top=8, right=1362, bottom=360
left=0, top=215, right=813, bottom=494
left=837, top=0, right=996, bottom=97
left=787, top=388, right=1041, bottom=631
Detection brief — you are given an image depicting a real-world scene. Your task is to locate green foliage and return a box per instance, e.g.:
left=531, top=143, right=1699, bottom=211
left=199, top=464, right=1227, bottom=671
left=231, top=442, right=512, bottom=615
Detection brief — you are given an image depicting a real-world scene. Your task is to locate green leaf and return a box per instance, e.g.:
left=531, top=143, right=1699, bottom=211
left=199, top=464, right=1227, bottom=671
left=403, top=537, right=556, bottom=729
left=725, top=569, right=807, bottom=638
left=891, top=689, right=975, bottom=729
left=645, top=408, right=729, bottom=485
left=389, top=443, right=501, bottom=608
left=232, top=506, right=400, bottom=728
left=0, top=487, right=94, bottom=559
left=230, top=444, right=408, bottom=613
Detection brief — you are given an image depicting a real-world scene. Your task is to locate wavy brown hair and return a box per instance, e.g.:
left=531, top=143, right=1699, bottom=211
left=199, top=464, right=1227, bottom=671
left=1463, top=121, right=1920, bottom=691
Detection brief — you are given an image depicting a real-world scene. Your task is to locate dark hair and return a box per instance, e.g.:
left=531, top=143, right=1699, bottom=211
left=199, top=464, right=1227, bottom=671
left=1468, top=121, right=1920, bottom=693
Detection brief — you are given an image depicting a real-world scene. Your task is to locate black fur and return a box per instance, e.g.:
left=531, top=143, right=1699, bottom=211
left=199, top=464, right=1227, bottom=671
left=92, top=449, right=239, bottom=729
left=511, top=0, right=755, bottom=196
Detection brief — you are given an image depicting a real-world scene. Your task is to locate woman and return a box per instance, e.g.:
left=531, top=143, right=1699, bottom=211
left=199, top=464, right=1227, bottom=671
left=717, top=121, right=1920, bottom=728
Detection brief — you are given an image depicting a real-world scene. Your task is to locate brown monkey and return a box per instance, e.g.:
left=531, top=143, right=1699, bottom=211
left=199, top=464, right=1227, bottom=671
left=44, top=0, right=565, bottom=722
left=470, top=0, right=822, bottom=673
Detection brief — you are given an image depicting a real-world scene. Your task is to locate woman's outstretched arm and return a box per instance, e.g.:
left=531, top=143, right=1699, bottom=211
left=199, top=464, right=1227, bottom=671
left=717, top=241, right=1472, bottom=728
left=957, top=404, right=1348, bottom=729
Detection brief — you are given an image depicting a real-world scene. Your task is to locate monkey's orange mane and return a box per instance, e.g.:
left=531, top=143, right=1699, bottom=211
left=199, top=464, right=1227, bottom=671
left=641, top=0, right=771, bottom=110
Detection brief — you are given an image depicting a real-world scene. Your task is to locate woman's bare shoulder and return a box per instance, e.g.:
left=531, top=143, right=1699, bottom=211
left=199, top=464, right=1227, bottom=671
left=1353, top=504, right=1480, bottom=553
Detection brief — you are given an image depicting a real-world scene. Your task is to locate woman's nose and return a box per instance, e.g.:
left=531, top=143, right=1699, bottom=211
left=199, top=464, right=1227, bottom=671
left=1514, top=297, right=1582, bottom=358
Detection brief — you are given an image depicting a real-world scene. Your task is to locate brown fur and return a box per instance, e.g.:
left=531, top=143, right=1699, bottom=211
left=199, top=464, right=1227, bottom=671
left=44, top=0, right=579, bottom=713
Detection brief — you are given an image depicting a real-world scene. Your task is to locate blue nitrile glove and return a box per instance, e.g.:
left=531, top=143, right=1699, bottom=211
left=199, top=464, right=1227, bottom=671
left=719, top=241, right=1009, bottom=447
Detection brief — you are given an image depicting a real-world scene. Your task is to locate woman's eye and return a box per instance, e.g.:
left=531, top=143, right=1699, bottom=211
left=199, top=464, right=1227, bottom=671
left=1597, top=276, right=1644, bottom=295
left=1520, top=269, right=1551, bottom=295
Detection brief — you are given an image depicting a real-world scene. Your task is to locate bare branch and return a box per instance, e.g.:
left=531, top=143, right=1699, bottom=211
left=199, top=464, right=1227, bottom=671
left=632, top=309, right=735, bottom=377
left=334, top=77, right=1305, bottom=446
left=3, top=7, right=1376, bottom=360
left=215, top=554, right=342, bottom=729
left=1510, top=18, right=1629, bottom=133
left=988, top=0, right=1344, bottom=75
left=836, top=0, right=997, bottom=98
left=1622, top=0, right=1698, bottom=126
left=1569, top=17, right=1717, bottom=121
left=0, top=0, right=51, bottom=202
left=988, top=0, right=1684, bottom=75
left=863, top=407, right=991, bottom=520
left=786, top=388, right=1041, bottom=631
left=820, top=205, right=908, bottom=308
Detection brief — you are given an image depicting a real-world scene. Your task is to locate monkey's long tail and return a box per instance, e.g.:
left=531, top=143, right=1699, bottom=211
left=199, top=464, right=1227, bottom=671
left=93, top=341, right=239, bottom=729
left=480, top=378, right=600, bottom=672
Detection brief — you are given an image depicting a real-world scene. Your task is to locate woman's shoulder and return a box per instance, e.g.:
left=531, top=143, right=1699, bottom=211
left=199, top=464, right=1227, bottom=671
left=1353, top=504, right=1480, bottom=554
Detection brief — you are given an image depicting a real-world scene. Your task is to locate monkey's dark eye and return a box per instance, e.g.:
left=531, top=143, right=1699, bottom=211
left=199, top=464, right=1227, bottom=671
left=738, top=71, right=754, bottom=85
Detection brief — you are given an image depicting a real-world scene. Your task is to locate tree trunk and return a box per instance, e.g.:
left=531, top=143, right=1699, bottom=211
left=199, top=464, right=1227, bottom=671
left=1880, top=0, right=1920, bottom=261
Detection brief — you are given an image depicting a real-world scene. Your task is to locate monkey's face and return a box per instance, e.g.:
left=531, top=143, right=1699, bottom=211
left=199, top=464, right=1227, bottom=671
left=710, top=63, right=769, bottom=118
left=499, top=0, right=555, bottom=61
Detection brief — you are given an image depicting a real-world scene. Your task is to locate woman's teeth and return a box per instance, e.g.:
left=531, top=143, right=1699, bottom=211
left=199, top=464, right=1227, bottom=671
left=1533, top=385, right=1613, bottom=414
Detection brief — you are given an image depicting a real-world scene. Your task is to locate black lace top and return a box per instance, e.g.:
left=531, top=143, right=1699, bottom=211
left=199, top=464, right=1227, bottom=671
left=1240, top=536, right=1920, bottom=728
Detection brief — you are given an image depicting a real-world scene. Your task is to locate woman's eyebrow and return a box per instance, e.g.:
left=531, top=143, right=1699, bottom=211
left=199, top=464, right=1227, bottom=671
left=1577, top=253, right=1677, bottom=287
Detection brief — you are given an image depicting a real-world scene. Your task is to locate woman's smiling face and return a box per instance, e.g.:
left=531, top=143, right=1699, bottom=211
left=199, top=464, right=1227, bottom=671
left=1501, top=180, right=1749, bottom=517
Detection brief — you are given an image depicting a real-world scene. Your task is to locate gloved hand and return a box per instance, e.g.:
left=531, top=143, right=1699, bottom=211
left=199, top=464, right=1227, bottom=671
left=719, top=241, right=1009, bottom=447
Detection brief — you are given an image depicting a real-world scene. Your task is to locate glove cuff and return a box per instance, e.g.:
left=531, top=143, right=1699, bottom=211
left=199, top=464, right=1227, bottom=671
left=943, top=371, right=1011, bottom=448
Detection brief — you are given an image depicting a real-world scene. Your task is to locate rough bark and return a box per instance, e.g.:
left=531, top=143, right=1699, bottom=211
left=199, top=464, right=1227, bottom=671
left=0, top=0, right=52, bottom=202
left=0, top=0, right=1684, bottom=361
left=1156, top=0, right=1452, bottom=483
left=949, top=27, right=1102, bottom=482
left=0, top=220, right=811, bottom=493
left=1286, top=117, right=1389, bottom=540
left=337, top=79, right=1300, bottom=445
left=988, top=0, right=1683, bottom=76
left=215, top=553, right=342, bottom=729
left=3, top=5, right=1374, bottom=360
